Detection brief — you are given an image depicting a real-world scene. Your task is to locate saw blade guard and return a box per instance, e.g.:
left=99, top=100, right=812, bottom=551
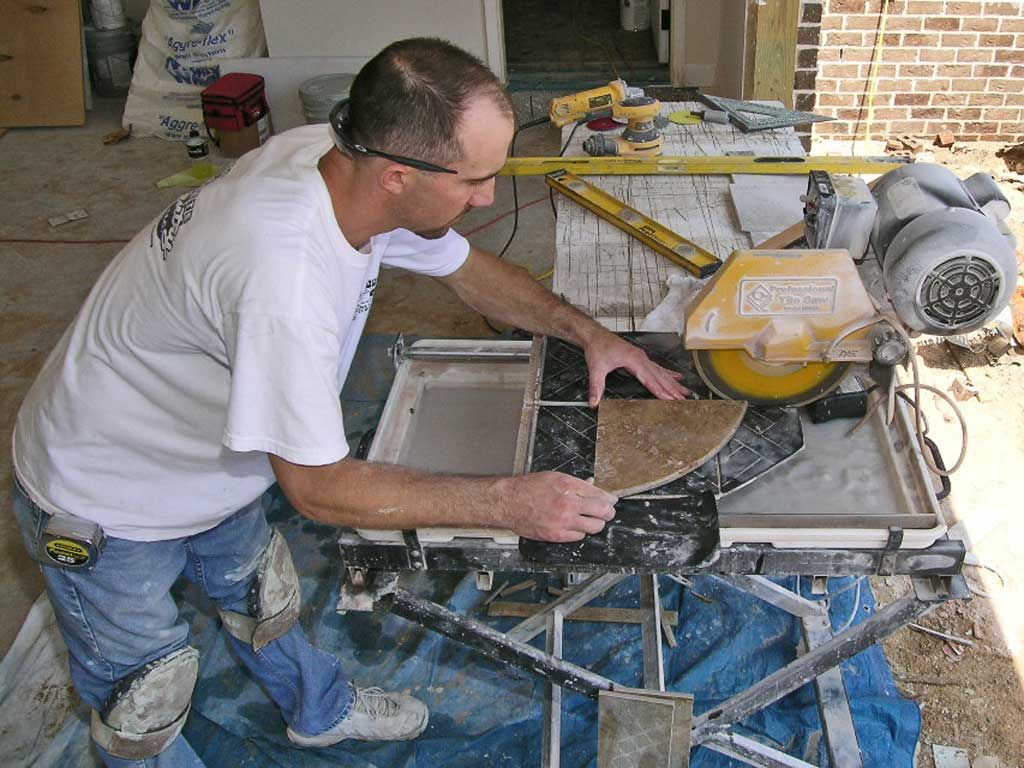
left=684, top=249, right=880, bottom=365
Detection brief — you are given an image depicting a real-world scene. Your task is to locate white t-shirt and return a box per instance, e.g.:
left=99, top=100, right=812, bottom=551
left=13, top=125, right=469, bottom=541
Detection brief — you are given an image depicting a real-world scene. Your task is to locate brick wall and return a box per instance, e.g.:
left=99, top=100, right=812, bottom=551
left=798, top=0, right=1024, bottom=143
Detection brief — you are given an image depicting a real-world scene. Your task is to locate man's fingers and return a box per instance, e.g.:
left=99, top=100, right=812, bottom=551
left=563, top=475, right=618, bottom=505
left=573, top=514, right=608, bottom=535
left=550, top=529, right=586, bottom=543
left=643, top=363, right=692, bottom=400
left=575, top=495, right=617, bottom=521
left=588, top=373, right=607, bottom=409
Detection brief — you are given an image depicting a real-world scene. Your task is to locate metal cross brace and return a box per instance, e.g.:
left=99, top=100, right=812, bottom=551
left=381, top=573, right=968, bottom=768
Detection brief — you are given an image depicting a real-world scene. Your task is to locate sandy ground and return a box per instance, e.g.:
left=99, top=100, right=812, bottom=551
left=841, top=140, right=1024, bottom=768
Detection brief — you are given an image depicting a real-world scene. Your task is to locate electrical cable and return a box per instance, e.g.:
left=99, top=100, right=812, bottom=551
left=480, top=114, right=550, bottom=334
left=796, top=574, right=865, bottom=602
left=836, top=578, right=864, bottom=633
left=857, top=0, right=892, bottom=148
left=549, top=120, right=583, bottom=219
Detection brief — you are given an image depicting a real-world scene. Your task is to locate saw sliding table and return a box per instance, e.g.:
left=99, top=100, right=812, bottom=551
left=335, top=106, right=964, bottom=767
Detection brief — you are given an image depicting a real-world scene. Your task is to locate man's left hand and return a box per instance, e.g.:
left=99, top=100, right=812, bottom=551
left=584, top=331, right=692, bottom=408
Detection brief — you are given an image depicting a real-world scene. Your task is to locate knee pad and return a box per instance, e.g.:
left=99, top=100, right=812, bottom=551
left=219, top=528, right=301, bottom=651
left=90, top=646, right=199, bottom=759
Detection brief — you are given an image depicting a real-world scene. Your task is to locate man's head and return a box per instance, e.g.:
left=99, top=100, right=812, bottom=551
left=337, top=38, right=516, bottom=237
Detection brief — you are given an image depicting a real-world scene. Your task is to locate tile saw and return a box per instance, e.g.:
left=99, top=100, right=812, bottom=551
left=684, top=164, right=1018, bottom=411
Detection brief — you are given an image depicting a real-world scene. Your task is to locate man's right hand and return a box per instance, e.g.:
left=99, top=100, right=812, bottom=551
left=493, top=472, right=618, bottom=543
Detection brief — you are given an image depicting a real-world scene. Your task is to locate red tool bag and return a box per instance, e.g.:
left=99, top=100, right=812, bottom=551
left=201, top=73, right=272, bottom=157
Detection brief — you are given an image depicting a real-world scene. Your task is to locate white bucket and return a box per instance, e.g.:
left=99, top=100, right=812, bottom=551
left=299, top=73, right=355, bottom=124
left=91, top=0, right=126, bottom=31
left=620, top=0, right=651, bottom=32
left=84, top=25, right=136, bottom=96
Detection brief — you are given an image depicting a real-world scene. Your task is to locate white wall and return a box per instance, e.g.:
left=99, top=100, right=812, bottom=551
left=683, top=0, right=747, bottom=96
left=258, top=0, right=505, bottom=78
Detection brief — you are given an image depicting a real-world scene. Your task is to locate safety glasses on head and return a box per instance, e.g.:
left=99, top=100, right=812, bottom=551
left=329, top=99, right=458, bottom=175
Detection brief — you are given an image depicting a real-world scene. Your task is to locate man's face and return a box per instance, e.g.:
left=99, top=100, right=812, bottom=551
left=399, top=96, right=514, bottom=238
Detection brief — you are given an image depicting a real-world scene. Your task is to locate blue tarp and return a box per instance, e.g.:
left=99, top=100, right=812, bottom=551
left=44, top=335, right=921, bottom=767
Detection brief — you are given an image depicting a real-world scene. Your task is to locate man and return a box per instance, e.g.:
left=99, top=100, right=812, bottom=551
left=12, top=38, right=689, bottom=766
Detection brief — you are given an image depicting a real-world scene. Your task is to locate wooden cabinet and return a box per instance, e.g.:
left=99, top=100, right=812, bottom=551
left=1, top=0, right=86, bottom=127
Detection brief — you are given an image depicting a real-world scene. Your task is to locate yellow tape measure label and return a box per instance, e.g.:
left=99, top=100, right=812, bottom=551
left=45, top=538, right=91, bottom=567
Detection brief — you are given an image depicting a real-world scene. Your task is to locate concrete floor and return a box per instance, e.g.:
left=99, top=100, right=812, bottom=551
left=0, top=96, right=563, bottom=657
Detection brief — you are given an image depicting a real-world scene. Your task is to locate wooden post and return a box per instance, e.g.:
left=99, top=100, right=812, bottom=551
left=748, top=0, right=800, bottom=109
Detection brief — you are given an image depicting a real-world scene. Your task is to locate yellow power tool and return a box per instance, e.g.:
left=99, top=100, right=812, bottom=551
left=684, top=249, right=908, bottom=406
left=548, top=80, right=664, bottom=157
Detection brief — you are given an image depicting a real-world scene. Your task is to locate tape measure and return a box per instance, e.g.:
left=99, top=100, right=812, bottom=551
left=501, top=155, right=908, bottom=176
left=545, top=170, right=721, bottom=278
left=39, top=515, right=105, bottom=569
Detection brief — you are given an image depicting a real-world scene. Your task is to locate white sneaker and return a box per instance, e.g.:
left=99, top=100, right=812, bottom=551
left=286, top=686, right=429, bottom=746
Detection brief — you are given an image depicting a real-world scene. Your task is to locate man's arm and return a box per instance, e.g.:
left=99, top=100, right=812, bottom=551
left=269, top=453, right=617, bottom=543
left=440, top=246, right=691, bottom=406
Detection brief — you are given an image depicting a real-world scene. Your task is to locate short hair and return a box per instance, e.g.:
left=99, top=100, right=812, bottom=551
left=345, top=38, right=513, bottom=166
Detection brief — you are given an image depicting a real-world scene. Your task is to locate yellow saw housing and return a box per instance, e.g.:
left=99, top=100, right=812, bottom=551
left=685, top=249, right=881, bottom=405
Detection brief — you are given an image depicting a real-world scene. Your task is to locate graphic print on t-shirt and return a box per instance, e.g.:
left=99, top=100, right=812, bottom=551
left=152, top=188, right=200, bottom=261
left=354, top=277, right=376, bottom=317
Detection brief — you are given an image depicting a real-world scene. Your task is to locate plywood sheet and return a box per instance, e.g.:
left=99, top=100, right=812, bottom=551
left=0, top=0, right=85, bottom=127
left=594, top=399, right=747, bottom=496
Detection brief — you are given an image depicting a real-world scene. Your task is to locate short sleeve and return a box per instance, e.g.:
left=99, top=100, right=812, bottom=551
left=221, top=312, right=349, bottom=466
left=380, top=227, right=470, bottom=276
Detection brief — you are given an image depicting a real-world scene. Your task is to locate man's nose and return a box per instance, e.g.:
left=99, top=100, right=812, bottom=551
left=469, top=178, right=496, bottom=207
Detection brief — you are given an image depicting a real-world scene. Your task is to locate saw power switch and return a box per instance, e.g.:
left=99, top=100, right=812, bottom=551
left=807, top=391, right=869, bottom=424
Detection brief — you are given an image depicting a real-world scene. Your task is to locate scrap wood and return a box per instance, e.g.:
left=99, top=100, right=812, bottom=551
left=996, top=142, right=1024, bottom=174
left=47, top=209, right=88, bottom=227
left=898, top=134, right=922, bottom=151
left=501, top=578, right=536, bottom=597
left=103, top=125, right=131, bottom=145
left=488, top=601, right=678, bottom=626
left=660, top=613, right=678, bottom=648
left=909, top=622, right=974, bottom=646
left=894, top=674, right=965, bottom=687
left=482, top=579, right=509, bottom=606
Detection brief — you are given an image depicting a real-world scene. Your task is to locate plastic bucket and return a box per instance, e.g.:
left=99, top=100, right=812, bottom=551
left=620, top=0, right=650, bottom=32
left=85, top=26, right=137, bottom=97
left=299, top=73, right=355, bottom=124
left=91, top=0, right=126, bottom=30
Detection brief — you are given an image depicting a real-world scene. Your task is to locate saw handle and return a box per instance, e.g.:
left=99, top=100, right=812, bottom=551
left=921, top=436, right=952, bottom=501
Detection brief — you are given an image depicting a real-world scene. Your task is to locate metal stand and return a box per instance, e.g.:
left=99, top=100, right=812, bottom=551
left=375, top=571, right=968, bottom=767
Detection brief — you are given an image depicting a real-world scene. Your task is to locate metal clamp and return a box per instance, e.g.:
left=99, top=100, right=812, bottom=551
left=878, top=526, right=904, bottom=576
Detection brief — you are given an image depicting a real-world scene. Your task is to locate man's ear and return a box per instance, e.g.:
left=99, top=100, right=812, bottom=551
left=379, top=163, right=415, bottom=196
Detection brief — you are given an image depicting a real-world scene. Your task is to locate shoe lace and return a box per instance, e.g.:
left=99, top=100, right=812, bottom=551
left=353, top=686, right=401, bottom=719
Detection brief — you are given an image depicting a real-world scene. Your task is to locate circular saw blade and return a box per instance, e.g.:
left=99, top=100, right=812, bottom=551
left=692, top=349, right=852, bottom=407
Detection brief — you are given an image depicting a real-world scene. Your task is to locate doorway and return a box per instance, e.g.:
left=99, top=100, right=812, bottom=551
left=501, top=0, right=670, bottom=92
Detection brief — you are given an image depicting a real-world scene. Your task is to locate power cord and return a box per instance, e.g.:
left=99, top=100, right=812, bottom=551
left=549, top=119, right=583, bottom=219
left=481, top=115, right=551, bottom=334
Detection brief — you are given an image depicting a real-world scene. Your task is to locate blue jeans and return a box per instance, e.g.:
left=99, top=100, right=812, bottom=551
left=13, top=480, right=354, bottom=768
